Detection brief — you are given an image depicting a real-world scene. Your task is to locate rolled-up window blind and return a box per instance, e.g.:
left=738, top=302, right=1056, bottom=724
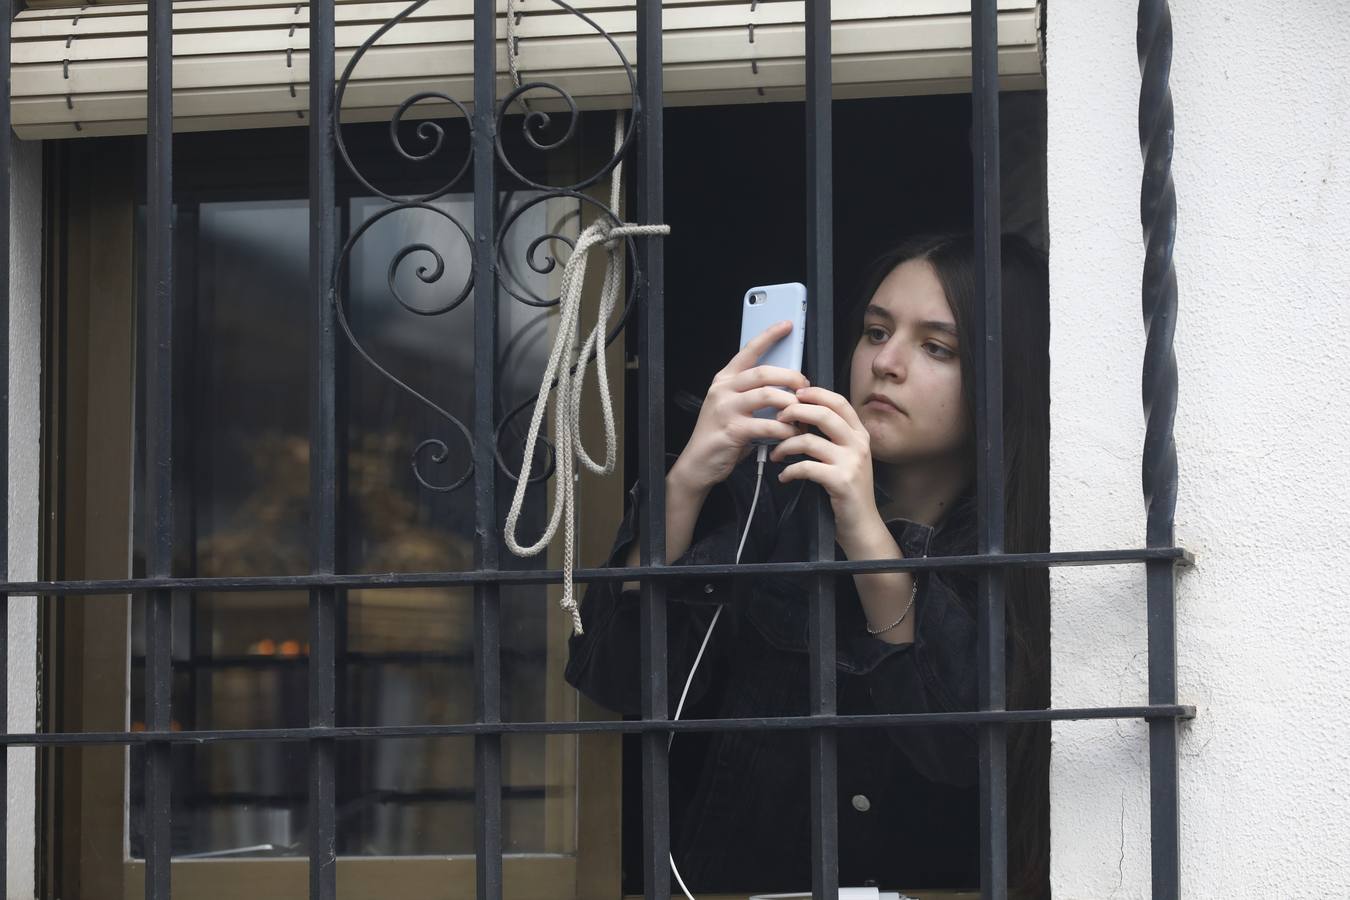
left=13, top=0, right=1042, bottom=140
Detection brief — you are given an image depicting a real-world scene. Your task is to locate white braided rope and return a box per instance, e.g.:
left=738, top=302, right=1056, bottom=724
left=504, top=113, right=669, bottom=634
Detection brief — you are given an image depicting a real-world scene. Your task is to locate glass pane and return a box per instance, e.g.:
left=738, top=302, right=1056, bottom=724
left=129, top=191, right=585, bottom=859
left=129, top=198, right=313, bottom=858
left=336, top=193, right=572, bottom=856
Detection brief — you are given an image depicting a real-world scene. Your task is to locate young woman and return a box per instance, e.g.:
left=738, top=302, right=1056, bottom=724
left=565, top=233, right=1050, bottom=897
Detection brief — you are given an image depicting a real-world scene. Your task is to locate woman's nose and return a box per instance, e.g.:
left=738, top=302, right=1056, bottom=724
left=872, top=342, right=907, bottom=381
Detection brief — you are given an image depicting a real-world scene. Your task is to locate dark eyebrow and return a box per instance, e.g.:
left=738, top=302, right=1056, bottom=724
left=863, top=304, right=893, bottom=324
left=864, top=305, right=959, bottom=339
left=919, top=319, right=959, bottom=338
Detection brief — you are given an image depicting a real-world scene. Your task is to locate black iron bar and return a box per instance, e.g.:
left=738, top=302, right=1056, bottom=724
left=1138, top=2, right=1182, bottom=897
left=471, top=1, right=502, bottom=896
left=1146, top=563, right=1179, bottom=899
left=143, top=0, right=175, bottom=896
left=635, top=2, right=670, bottom=897
left=0, top=546, right=1192, bottom=598
left=0, top=705, right=1196, bottom=748
left=971, top=2, right=1007, bottom=897
left=0, top=0, right=10, bottom=883
left=803, top=0, right=837, bottom=897
left=307, top=1, right=338, bottom=898
left=151, top=649, right=523, bottom=670
left=176, top=785, right=548, bottom=807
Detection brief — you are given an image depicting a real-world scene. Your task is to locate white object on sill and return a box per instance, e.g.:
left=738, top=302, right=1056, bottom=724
left=750, top=889, right=911, bottom=900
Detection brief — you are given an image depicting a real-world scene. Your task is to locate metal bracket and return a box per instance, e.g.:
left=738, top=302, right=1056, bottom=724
left=286, top=4, right=302, bottom=115
left=747, top=5, right=764, bottom=96
left=64, top=13, right=82, bottom=131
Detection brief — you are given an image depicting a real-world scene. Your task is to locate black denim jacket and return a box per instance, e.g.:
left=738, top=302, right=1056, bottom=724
left=565, top=457, right=982, bottom=893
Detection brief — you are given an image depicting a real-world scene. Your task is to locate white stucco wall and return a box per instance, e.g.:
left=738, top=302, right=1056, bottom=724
left=1047, top=2, right=1350, bottom=897
left=7, top=137, right=40, bottom=900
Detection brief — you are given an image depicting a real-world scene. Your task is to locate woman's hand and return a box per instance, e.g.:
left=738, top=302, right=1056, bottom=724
left=770, top=386, right=886, bottom=550
left=669, top=320, right=809, bottom=494
left=773, top=387, right=917, bottom=642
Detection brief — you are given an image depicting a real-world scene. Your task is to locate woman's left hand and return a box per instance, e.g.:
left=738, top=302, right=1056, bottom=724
left=770, top=386, right=885, bottom=547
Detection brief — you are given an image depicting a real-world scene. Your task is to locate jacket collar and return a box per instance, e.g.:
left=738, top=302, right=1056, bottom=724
left=872, top=477, right=977, bottom=558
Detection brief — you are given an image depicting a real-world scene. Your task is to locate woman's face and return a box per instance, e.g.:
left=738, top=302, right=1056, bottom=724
left=848, top=258, right=970, bottom=466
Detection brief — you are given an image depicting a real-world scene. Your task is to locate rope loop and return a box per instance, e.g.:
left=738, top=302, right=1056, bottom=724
left=503, top=113, right=669, bottom=634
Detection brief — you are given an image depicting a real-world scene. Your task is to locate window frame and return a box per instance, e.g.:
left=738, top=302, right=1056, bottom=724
left=38, top=134, right=625, bottom=900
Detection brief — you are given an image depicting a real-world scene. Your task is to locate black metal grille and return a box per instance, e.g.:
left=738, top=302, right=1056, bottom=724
left=0, top=1, right=1192, bottom=899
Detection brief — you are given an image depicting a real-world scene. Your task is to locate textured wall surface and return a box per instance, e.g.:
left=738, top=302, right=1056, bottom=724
left=7, top=137, right=40, bottom=900
left=1047, top=2, right=1350, bottom=897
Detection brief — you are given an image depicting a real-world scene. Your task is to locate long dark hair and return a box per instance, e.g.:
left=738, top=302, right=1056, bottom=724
left=843, top=233, right=1051, bottom=897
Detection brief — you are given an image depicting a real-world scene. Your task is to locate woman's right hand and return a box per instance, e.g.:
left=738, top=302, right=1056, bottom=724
left=670, top=320, right=809, bottom=494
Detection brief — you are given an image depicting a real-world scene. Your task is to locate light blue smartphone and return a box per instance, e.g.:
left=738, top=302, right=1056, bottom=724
left=738, top=282, right=808, bottom=426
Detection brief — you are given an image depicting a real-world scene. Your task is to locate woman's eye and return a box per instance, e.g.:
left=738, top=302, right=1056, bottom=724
left=864, top=326, right=888, bottom=343
left=924, top=341, right=956, bottom=360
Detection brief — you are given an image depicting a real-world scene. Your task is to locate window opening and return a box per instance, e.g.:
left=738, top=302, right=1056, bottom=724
left=6, top=4, right=1191, bottom=900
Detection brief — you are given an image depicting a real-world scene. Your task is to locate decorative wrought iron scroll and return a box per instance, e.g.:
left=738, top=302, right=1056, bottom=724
left=333, top=0, right=643, bottom=496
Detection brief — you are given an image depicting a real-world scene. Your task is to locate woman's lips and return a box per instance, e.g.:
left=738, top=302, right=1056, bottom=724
left=864, top=394, right=904, bottom=414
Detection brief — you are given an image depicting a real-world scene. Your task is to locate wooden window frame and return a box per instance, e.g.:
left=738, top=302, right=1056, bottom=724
left=40, top=133, right=624, bottom=900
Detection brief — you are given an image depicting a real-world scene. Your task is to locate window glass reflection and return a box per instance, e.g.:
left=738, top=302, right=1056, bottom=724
left=131, top=192, right=578, bottom=858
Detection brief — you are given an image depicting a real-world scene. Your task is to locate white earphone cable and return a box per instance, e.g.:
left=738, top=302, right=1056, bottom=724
left=670, top=443, right=769, bottom=900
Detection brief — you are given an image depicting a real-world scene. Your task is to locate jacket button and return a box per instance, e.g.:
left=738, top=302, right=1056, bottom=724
left=703, top=583, right=715, bottom=594
left=851, top=794, right=871, bottom=812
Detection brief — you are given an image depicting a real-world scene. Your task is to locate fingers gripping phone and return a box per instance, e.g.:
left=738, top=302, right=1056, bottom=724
left=738, top=282, right=807, bottom=431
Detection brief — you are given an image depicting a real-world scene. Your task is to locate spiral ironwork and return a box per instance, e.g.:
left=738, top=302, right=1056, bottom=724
left=494, top=0, right=639, bottom=192
left=496, top=190, right=640, bottom=311
left=331, top=0, right=644, bottom=497
left=331, top=202, right=477, bottom=493
left=488, top=1, right=644, bottom=492
left=334, top=0, right=474, bottom=203
left=1137, top=0, right=1179, bottom=548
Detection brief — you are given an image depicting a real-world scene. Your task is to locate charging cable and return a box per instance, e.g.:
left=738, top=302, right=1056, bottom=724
left=666, top=447, right=912, bottom=900
left=668, top=444, right=768, bottom=900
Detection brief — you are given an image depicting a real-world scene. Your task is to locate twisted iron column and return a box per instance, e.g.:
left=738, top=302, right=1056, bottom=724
left=1138, top=0, right=1179, bottom=547
left=1138, top=2, right=1182, bottom=897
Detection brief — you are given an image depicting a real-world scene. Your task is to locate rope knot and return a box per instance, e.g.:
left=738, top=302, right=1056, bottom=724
left=602, top=221, right=672, bottom=250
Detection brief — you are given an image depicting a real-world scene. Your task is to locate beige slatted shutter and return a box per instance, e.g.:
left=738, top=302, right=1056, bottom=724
left=13, top=0, right=1042, bottom=139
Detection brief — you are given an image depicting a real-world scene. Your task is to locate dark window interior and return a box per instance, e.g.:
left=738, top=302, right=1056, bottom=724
left=43, top=87, right=1045, bottom=890
left=619, top=91, right=1046, bottom=892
